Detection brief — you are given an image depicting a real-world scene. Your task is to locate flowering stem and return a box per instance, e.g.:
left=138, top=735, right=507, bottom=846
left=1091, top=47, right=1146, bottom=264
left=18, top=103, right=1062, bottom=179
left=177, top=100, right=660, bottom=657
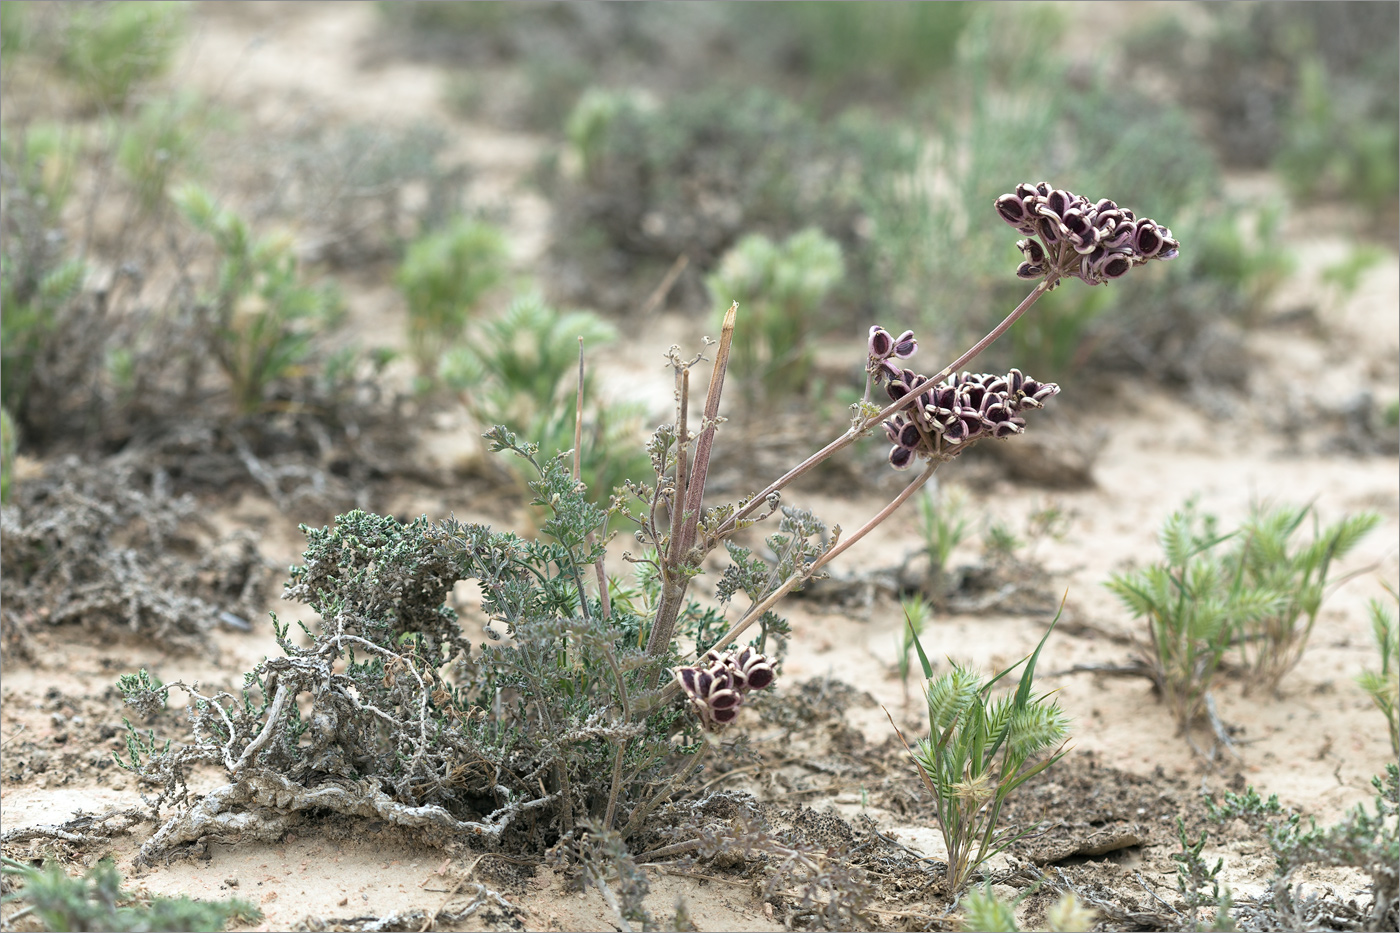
left=642, top=303, right=738, bottom=683
left=650, top=461, right=938, bottom=710
left=714, top=278, right=1055, bottom=540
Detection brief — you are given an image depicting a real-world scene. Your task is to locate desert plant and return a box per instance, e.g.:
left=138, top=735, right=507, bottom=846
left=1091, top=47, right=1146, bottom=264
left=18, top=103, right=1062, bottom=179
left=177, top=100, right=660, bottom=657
left=0, top=406, right=14, bottom=503
left=56, top=1, right=187, bottom=110
left=115, top=182, right=1170, bottom=877
left=552, top=82, right=910, bottom=317
left=0, top=457, right=269, bottom=657
left=899, top=617, right=1071, bottom=892
left=735, top=1, right=973, bottom=93
left=0, top=1, right=30, bottom=58
left=1358, top=587, right=1400, bottom=756
left=1105, top=503, right=1285, bottom=739
left=565, top=87, right=650, bottom=184
left=917, top=483, right=970, bottom=608
left=0, top=856, right=259, bottom=932
left=117, top=91, right=205, bottom=214
left=1170, top=818, right=1237, bottom=932
left=895, top=595, right=930, bottom=703
left=0, top=123, right=84, bottom=422
left=398, top=216, right=507, bottom=377
left=1225, top=502, right=1379, bottom=691
left=114, top=437, right=719, bottom=863
left=174, top=184, right=344, bottom=415
left=958, top=884, right=1097, bottom=933
left=439, top=293, right=650, bottom=504
left=1276, top=55, right=1400, bottom=211
left=706, top=227, right=844, bottom=409
left=1208, top=765, right=1399, bottom=931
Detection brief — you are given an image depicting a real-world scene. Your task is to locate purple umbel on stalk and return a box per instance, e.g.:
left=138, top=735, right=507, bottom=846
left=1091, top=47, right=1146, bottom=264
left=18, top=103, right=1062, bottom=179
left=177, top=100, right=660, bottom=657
left=673, top=646, right=777, bottom=731
left=868, top=326, right=1060, bottom=470
left=994, top=182, right=1178, bottom=286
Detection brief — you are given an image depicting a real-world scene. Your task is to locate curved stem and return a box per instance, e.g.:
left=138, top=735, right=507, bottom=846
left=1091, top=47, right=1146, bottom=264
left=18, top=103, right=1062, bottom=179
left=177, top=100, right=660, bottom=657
left=716, top=278, right=1053, bottom=540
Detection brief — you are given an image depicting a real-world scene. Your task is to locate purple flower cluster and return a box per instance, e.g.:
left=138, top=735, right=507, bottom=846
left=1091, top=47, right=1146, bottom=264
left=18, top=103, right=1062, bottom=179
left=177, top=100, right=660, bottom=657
left=994, top=182, right=1179, bottom=286
left=868, top=326, right=1059, bottom=470
left=674, top=646, right=776, bottom=731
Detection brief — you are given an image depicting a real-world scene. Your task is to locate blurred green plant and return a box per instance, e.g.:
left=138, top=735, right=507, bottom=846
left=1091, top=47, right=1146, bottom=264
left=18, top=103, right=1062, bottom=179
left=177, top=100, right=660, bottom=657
left=1, top=406, right=16, bottom=504
left=734, top=1, right=973, bottom=94
left=0, top=124, right=85, bottom=420
left=397, top=216, right=507, bottom=378
left=1276, top=57, right=1400, bottom=211
left=1105, top=503, right=1282, bottom=737
left=856, top=4, right=1287, bottom=386
left=0, top=256, right=84, bottom=422
left=565, top=87, right=649, bottom=183
left=117, top=91, right=206, bottom=214
left=1, top=0, right=32, bottom=58
left=1321, top=243, right=1385, bottom=297
left=958, top=883, right=1097, bottom=933
left=174, top=185, right=344, bottom=416
left=1357, top=587, right=1399, bottom=756
left=375, top=0, right=526, bottom=34
left=895, top=595, right=930, bottom=704
left=903, top=617, right=1070, bottom=891
left=439, top=294, right=649, bottom=504
left=56, top=1, right=187, bottom=110
left=918, top=484, right=969, bottom=608
left=983, top=520, right=1022, bottom=565
left=0, top=856, right=259, bottom=932
left=706, top=227, right=844, bottom=409
left=1225, top=503, right=1379, bottom=691
left=554, top=83, right=904, bottom=308
left=1109, top=499, right=1377, bottom=737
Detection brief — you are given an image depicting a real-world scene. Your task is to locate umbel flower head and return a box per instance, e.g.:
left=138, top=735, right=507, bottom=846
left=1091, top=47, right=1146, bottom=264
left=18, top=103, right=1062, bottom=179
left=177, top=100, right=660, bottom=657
left=674, top=646, right=776, bottom=731
left=868, top=326, right=1059, bottom=470
left=994, top=182, right=1179, bottom=286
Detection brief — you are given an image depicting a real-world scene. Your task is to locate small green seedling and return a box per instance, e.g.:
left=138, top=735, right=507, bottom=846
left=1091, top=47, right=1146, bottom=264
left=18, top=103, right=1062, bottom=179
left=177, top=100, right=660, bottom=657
left=1357, top=586, right=1399, bottom=756
left=897, top=605, right=1071, bottom=891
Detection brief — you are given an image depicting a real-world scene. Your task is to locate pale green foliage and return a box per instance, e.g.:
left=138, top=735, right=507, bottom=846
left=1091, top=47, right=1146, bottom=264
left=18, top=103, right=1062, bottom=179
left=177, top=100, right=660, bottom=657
left=1171, top=818, right=1237, bottom=931
left=1225, top=503, right=1379, bottom=690
left=1276, top=56, right=1400, bottom=210
left=1, top=1, right=30, bottom=57
left=117, top=91, right=206, bottom=213
left=907, top=621, right=1070, bottom=891
left=895, top=596, right=930, bottom=701
left=959, top=883, right=1019, bottom=932
left=0, top=856, right=259, bottom=932
left=174, top=185, right=343, bottom=415
left=706, top=227, right=844, bottom=408
left=957, top=884, right=1096, bottom=932
left=0, top=406, right=15, bottom=504
left=918, top=484, right=969, bottom=608
left=0, top=124, right=84, bottom=419
left=1357, top=588, right=1399, bottom=756
left=1206, top=766, right=1399, bottom=929
left=440, top=294, right=649, bottom=504
left=566, top=88, right=648, bottom=182
left=1108, top=500, right=1377, bottom=736
left=56, top=1, right=187, bottom=110
left=1106, top=504, right=1281, bottom=730
left=398, top=216, right=507, bottom=376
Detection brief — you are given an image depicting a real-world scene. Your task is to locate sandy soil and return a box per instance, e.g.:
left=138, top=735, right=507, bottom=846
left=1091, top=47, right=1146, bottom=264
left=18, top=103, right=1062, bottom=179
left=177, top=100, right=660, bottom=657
left=2, top=4, right=1396, bottom=931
